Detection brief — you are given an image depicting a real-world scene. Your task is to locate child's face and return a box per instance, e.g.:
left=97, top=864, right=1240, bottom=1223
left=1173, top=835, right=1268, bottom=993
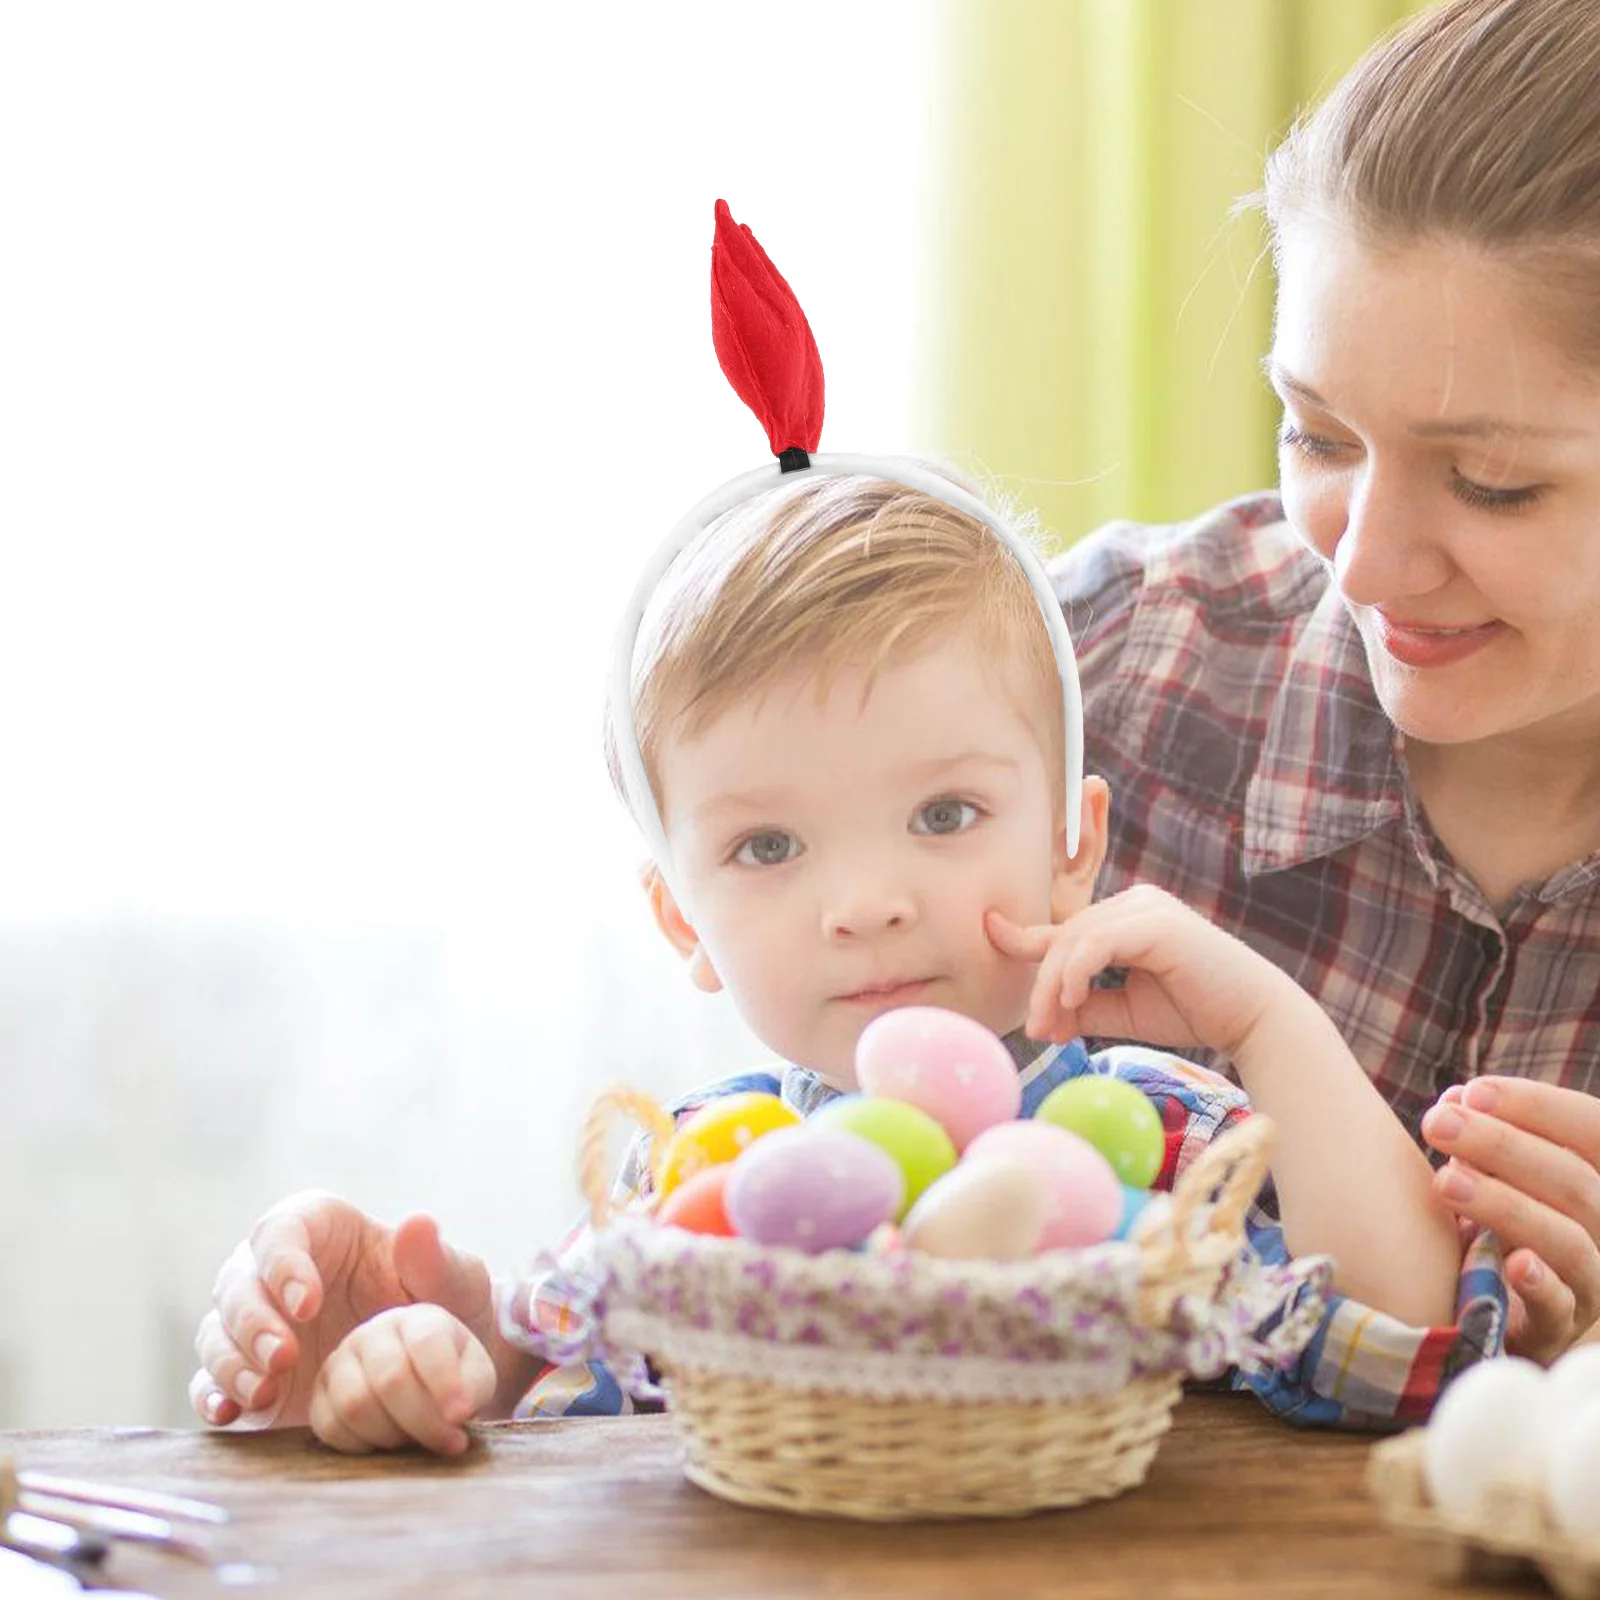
left=649, top=636, right=1102, bottom=1086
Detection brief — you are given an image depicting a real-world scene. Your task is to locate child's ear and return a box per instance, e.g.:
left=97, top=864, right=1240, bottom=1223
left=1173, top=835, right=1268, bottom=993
left=643, top=865, right=723, bottom=995
left=1050, top=776, right=1111, bottom=922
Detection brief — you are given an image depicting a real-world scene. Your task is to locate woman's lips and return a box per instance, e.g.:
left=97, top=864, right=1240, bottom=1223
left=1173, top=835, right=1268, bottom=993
left=1373, top=614, right=1506, bottom=669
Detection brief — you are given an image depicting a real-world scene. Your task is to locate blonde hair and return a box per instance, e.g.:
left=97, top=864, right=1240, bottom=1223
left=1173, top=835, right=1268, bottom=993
left=1262, top=0, right=1600, bottom=365
left=604, top=472, right=1062, bottom=824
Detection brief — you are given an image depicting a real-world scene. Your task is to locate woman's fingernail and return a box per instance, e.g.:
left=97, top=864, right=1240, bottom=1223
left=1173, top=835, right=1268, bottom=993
left=1441, top=1084, right=1465, bottom=1105
left=1439, top=1166, right=1477, bottom=1202
left=254, top=1333, right=283, bottom=1369
left=237, top=1370, right=264, bottom=1407
left=1521, top=1257, right=1545, bottom=1287
left=1464, top=1080, right=1501, bottom=1113
left=284, top=1282, right=309, bottom=1318
left=204, top=1389, right=228, bottom=1422
left=1427, top=1107, right=1465, bottom=1144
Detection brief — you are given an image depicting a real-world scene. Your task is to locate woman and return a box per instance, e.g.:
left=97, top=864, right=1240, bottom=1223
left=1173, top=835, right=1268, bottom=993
left=1057, top=0, right=1600, bottom=1364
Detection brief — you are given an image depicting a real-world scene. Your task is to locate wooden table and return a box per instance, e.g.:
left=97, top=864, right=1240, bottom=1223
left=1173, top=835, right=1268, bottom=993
left=1, top=1393, right=1497, bottom=1599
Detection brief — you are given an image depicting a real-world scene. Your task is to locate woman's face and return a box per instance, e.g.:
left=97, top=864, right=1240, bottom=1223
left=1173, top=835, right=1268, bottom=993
left=1270, top=217, right=1600, bottom=757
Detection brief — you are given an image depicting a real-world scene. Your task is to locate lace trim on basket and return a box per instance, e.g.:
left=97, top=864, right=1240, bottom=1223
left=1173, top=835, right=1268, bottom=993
left=513, top=1227, right=1331, bottom=1402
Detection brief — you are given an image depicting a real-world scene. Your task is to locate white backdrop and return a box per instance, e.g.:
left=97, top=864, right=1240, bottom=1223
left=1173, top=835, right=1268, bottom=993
left=0, top=3, right=942, bottom=1427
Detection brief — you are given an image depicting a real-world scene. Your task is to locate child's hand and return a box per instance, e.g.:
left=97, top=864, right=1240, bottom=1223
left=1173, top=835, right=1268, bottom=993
left=309, top=1304, right=498, bottom=1455
left=986, top=883, right=1297, bottom=1060
left=188, top=1194, right=498, bottom=1432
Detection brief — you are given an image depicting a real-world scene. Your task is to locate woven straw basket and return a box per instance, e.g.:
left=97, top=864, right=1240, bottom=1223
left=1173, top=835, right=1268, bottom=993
left=568, top=1088, right=1294, bottom=1521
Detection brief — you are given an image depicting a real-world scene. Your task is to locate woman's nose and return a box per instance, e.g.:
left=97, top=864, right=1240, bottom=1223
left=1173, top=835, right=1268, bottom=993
left=1331, top=466, right=1453, bottom=608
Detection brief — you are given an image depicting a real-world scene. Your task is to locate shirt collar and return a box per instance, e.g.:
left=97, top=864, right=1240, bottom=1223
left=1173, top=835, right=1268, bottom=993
left=1241, top=585, right=1409, bottom=876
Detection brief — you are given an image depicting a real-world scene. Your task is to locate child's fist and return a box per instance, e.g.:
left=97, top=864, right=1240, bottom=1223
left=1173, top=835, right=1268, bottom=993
left=308, top=1303, right=498, bottom=1456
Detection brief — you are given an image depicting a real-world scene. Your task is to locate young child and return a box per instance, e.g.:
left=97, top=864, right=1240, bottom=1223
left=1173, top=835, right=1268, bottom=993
left=188, top=208, right=1504, bottom=1453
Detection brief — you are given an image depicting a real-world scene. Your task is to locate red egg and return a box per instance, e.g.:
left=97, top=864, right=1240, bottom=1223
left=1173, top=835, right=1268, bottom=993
left=656, top=1162, right=738, bottom=1236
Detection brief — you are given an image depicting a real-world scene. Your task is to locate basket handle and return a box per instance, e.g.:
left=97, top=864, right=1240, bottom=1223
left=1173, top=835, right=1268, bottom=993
left=578, top=1084, right=677, bottom=1228
left=1138, top=1113, right=1276, bottom=1285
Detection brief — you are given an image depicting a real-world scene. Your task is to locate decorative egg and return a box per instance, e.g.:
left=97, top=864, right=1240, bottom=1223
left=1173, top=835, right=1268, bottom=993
left=1036, top=1076, right=1165, bottom=1188
left=656, top=1163, right=737, bottom=1236
left=854, top=1005, right=1021, bottom=1150
left=1544, top=1343, right=1600, bottom=1419
left=962, top=1120, right=1122, bottom=1249
left=809, top=1095, right=958, bottom=1219
left=865, top=1221, right=904, bottom=1256
left=1127, top=1191, right=1174, bottom=1243
left=1543, top=1392, right=1600, bottom=1538
left=1113, top=1183, right=1154, bottom=1242
left=724, top=1126, right=904, bottom=1253
left=657, top=1092, right=801, bottom=1196
left=902, top=1158, right=1050, bottom=1260
left=1422, top=1357, right=1548, bottom=1519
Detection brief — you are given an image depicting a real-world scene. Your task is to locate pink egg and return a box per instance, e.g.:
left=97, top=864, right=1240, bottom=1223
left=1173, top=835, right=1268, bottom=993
left=962, top=1121, right=1122, bottom=1249
left=854, top=1006, right=1021, bottom=1151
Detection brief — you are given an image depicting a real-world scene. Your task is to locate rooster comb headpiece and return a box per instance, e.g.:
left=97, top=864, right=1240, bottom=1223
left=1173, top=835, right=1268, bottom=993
left=611, top=201, right=1084, bottom=899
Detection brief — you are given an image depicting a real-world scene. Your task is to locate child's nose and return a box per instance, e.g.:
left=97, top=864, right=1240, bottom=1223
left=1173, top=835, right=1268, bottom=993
left=822, top=883, right=917, bottom=940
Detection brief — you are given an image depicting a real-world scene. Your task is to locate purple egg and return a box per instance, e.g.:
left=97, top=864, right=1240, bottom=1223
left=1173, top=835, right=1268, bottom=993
left=724, top=1125, right=905, bottom=1253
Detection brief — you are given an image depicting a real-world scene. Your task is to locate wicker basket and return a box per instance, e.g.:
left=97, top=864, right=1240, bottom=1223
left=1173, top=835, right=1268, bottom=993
left=564, top=1090, right=1309, bottom=1521
left=1369, top=1430, right=1600, bottom=1600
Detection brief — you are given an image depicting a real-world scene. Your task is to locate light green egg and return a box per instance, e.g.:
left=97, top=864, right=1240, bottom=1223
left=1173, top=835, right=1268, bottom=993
left=810, top=1095, right=957, bottom=1220
left=1036, top=1077, right=1164, bottom=1189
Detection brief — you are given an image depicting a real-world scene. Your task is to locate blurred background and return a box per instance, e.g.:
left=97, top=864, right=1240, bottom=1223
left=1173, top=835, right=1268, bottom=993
left=0, top=0, right=1426, bottom=1429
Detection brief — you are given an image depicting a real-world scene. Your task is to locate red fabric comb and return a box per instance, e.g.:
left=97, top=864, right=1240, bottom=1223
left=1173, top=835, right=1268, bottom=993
left=710, top=199, right=825, bottom=459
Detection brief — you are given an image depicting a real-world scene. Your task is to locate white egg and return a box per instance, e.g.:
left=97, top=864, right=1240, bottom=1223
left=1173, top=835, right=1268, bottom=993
left=902, top=1159, right=1049, bottom=1260
left=1423, top=1357, right=1549, bottom=1519
left=1544, top=1344, right=1600, bottom=1421
left=1544, top=1392, right=1600, bottom=1539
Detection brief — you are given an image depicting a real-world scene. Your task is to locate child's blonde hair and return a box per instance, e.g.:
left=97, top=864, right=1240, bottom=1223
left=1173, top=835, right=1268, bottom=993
left=605, top=471, right=1063, bottom=829
left=1262, top=0, right=1600, bottom=366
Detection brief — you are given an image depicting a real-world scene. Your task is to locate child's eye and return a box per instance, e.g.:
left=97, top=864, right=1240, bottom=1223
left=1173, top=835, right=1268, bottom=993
left=732, top=830, right=802, bottom=867
left=911, top=798, right=981, bottom=836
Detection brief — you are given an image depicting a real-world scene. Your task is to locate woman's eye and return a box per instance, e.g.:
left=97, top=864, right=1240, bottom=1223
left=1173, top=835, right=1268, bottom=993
left=1278, top=421, right=1346, bottom=460
left=1450, top=471, right=1544, bottom=514
left=733, top=830, right=802, bottom=867
left=912, top=798, right=981, bottom=836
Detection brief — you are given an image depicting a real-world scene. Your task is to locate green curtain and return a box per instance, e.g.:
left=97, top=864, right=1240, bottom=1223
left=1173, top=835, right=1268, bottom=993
left=927, top=0, right=1429, bottom=548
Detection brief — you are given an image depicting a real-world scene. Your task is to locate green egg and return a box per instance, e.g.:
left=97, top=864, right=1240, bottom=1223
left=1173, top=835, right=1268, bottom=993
left=1036, top=1077, right=1165, bottom=1189
left=810, top=1095, right=957, bottom=1220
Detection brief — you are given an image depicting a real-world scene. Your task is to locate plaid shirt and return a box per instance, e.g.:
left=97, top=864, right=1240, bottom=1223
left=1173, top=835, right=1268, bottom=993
left=501, top=1039, right=1505, bottom=1430
left=1054, top=491, right=1600, bottom=1146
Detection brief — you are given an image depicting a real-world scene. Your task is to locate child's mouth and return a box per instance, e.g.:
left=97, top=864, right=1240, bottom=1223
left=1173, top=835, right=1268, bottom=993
left=836, top=977, right=936, bottom=1005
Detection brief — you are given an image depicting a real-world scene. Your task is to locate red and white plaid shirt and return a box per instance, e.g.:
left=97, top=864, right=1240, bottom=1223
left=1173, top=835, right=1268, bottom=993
left=1053, top=490, right=1600, bottom=1146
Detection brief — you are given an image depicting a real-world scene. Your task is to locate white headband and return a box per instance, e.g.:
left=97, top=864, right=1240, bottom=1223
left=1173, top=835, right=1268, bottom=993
left=610, top=455, right=1085, bottom=909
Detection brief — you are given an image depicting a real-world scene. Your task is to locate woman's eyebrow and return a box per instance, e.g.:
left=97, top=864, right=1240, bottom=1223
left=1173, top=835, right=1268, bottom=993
left=1262, top=358, right=1586, bottom=441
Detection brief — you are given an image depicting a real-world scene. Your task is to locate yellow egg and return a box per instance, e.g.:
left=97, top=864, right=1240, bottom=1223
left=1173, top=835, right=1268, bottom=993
left=657, top=1092, right=801, bottom=1196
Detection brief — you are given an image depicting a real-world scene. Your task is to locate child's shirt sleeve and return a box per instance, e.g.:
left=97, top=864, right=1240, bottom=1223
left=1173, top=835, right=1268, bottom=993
left=495, top=1070, right=785, bottom=1420
left=1056, top=1043, right=1510, bottom=1431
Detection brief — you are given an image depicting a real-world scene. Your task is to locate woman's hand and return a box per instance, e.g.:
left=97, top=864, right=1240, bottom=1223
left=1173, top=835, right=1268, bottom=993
left=1422, top=1077, right=1600, bottom=1362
